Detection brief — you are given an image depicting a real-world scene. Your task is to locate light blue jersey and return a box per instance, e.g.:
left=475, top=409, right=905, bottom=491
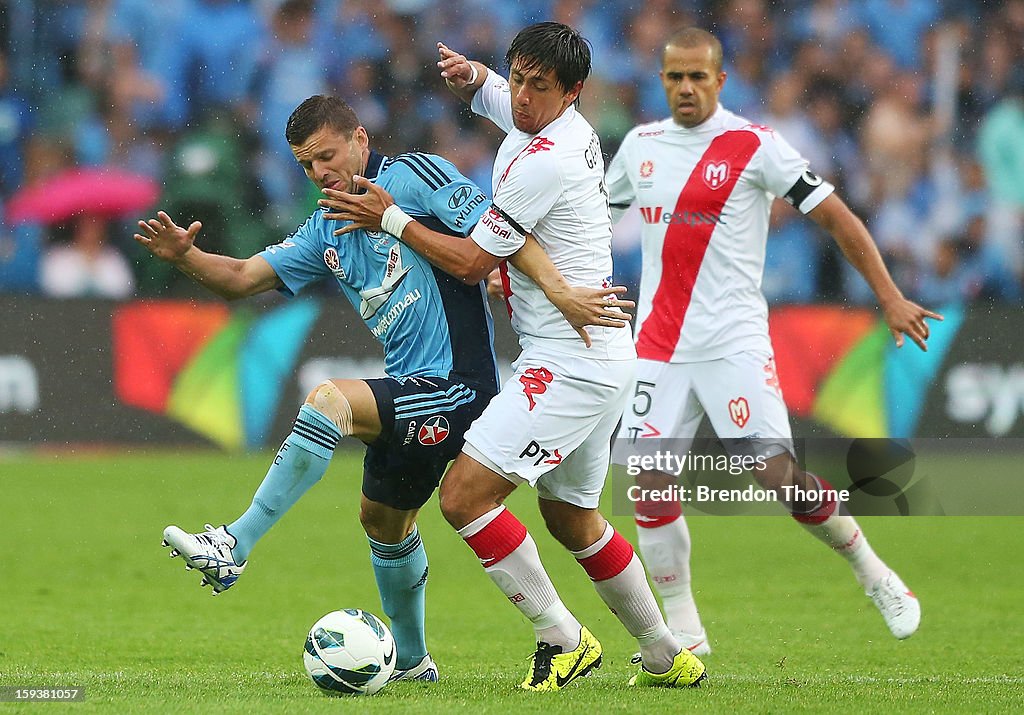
left=259, top=151, right=498, bottom=391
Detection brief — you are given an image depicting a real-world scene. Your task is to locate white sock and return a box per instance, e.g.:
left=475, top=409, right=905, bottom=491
left=576, top=524, right=677, bottom=673
left=460, top=507, right=581, bottom=650
left=800, top=513, right=890, bottom=590
left=636, top=515, right=704, bottom=635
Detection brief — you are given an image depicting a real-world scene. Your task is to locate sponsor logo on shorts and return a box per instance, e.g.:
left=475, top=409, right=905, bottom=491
left=626, top=421, right=662, bottom=443
left=402, top=420, right=418, bottom=446
left=519, top=367, right=553, bottom=411
left=729, top=397, right=750, bottom=429
left=519, top=440, right=563, bottom=467
left=417, top=415, right=450, bottom=445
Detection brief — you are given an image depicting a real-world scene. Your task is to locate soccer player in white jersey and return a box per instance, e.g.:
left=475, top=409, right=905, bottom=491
left=607, top=27, right=943, bottom=652
left=326, top=22, right=707, bottom=691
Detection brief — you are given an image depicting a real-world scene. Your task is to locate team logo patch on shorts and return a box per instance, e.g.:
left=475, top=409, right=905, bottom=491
left=729, top=397, right=750, bottom=428
left=417, top=415, right=450, bottom=445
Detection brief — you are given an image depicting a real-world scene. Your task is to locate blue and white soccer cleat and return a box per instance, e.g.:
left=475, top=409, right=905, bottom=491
left=162, top=524, right=246, bottom=595
left=869, top=571, right=920, bottom=639
left=389, top=654, right=439, bottom=683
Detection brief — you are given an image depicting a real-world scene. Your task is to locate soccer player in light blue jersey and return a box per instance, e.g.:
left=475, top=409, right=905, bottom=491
left=135, top=95, right=626, bottom=683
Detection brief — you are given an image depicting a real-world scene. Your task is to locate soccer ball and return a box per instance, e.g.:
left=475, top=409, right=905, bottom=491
left=303, top=609, right=396, bottom=695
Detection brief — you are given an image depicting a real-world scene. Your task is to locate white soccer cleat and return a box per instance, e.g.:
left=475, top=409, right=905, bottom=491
left=162, top=524, right=246, bottom=595
left=675, top=629, right=712, bottom=657
left=389, top=653, right=439, bottom=683
left=868, top=571, right=920, bottom=639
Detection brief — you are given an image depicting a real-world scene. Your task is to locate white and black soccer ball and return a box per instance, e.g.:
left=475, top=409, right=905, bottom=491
left=303, top=609, right=396, bottom=695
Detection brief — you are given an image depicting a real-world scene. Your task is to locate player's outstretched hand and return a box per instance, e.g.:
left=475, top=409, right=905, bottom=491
left=552, top=285, right=635, bottom=348
left=437, top=42, right=474, bottom=88
left=133, top=210, right=202, bottom=263
left=881, top=296, right=943, bottom=351
left=320, top=176, right=396, bottom=236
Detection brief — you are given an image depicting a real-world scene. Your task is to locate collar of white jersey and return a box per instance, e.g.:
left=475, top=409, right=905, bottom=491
left=667, top=104, right=729, bottom=134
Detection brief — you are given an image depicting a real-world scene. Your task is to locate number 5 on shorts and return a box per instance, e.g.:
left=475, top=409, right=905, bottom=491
left=632, top=381, right=656, bottom=417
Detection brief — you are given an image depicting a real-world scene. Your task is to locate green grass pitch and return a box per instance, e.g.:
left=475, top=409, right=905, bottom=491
left=1, top=449, right=1021, bottom=713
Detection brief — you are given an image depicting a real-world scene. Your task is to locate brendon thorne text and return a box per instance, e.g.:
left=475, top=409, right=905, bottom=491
left=626, top=482, right=851, bottom=506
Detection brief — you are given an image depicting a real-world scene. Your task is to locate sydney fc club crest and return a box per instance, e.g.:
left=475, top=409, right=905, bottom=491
left=323, top=248, right=346, bottom=279
left=417, top=415, right=450, bottom=445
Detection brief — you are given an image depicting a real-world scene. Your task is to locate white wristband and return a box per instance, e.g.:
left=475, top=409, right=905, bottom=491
left=467, top=62, right=479, bottom=86
left=380, top=204, right=414, bottom=239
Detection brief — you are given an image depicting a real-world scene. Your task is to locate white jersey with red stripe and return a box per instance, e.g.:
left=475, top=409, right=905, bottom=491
left=469, top=69, right=636, bottom=360
left=606, top=105, right=834, bottom=363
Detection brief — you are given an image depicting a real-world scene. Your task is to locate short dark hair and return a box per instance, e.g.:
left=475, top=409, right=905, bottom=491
left=505, top=22, right=591, bottom=94
left=665, top=27, right=724, bottom=73
left=285, top=95, right=360, bottom=146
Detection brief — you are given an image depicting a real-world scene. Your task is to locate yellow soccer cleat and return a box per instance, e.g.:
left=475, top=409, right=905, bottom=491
left=520, top=626, right=603, bottom=691
left=628, top=648, right=708, bottom=688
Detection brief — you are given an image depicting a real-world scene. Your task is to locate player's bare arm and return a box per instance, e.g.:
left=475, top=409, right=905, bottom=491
left=133, top=210, right=281, bottom=300
left=807, top=194, right=943, bottom=351
left=437, top=42, right=486, bottom=105
left=510, top=239, right=634, bottom=348
left=321, top=178, right=634, bottom=343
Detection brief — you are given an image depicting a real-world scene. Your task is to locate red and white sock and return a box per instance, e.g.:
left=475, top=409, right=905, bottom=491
left=635, top=500, right=705, bottom=636
left=459, top=506, right=581, bottom=650
left=574, top=522, right=676, bottom=673
left=793, top=474, right=890, bottom=590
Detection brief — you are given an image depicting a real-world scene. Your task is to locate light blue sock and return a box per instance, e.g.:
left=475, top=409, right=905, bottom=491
left=369, top=527, right=429, bottom=670
left=228, top=405, right=342, bottom=562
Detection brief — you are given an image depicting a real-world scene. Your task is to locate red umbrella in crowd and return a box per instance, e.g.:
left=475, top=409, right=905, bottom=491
left=6, top=167, right=160, bottom=225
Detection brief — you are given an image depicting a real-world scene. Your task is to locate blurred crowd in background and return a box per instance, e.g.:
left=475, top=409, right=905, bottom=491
left=0, top=0, right=1022, bottom=306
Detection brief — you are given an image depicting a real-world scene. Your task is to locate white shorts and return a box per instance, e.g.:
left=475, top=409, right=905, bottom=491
left=612, top=350, right=793, bottom=463
left=462, top=345, right=635, bottom=509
